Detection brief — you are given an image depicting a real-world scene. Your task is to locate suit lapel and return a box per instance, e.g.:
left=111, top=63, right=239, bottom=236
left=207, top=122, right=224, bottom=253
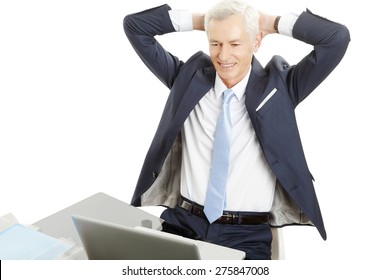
left=245, top=57, right=268, bottom=113
left=174, top=66, right=215, bottom=125
left=180, top=67, right=215, bottom=119
left=188, top=66, right=215, bottom=107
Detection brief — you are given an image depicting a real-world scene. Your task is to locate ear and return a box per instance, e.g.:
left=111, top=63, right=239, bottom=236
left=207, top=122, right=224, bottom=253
left=253, top=33, right=263, bottom=53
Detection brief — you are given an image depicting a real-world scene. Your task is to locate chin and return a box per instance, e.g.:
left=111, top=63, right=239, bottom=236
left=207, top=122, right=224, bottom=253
left=218, top=73, right=237, bottom=86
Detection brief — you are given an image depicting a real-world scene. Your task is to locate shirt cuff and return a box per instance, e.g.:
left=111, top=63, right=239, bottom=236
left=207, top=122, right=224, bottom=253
left=168, top=10, right=193, bottom=32
left=278, top=13, right=299, bottom=37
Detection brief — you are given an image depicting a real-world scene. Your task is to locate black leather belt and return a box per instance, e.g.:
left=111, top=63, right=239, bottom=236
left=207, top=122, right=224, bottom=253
left=178, top=197, right=270, bottom=225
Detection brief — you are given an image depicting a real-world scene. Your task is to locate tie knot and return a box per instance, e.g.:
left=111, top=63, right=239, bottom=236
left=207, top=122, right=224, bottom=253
left=223, top=89, right=235, bottom=104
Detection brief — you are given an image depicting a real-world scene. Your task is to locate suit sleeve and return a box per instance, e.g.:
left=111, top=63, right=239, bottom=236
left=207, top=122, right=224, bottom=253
left=287, top=10, right=350, bottom=106
left=123, top=4, right=183, bottom=89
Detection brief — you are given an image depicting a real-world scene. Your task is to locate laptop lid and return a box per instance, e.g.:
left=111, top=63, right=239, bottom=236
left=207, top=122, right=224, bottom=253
left=71, top=214, right=201, bottom=260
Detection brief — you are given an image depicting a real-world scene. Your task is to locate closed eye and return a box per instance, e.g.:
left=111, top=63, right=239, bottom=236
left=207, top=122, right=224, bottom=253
left=210, top=41, right=220, bottom=47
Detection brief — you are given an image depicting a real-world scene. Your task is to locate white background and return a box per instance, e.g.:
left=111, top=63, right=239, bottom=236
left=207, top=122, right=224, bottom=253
left=1, top=0, right=389, bottom=278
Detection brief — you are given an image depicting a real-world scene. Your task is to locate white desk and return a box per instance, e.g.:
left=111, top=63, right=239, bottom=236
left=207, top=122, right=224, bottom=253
left=33, top=192, right=245, bottom=260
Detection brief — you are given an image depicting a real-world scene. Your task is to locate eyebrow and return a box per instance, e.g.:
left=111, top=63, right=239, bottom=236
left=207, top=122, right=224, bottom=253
left=209, top=39, right=243, bottom=44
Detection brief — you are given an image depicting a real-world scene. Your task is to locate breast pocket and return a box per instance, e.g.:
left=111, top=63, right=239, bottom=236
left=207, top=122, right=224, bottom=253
left=256, top=88, right=281, bottom=115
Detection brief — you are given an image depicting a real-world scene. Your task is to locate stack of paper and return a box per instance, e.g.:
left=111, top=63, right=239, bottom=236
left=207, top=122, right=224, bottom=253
left=0, top=223, right=74, bottom=260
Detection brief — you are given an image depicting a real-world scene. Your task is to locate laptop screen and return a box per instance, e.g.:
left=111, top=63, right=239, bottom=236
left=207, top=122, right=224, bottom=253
left=71, top=215, right=202, bottom=260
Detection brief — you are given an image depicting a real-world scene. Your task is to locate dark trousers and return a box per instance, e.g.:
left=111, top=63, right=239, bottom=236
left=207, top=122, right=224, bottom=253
left=161, top=206, right=273, bottom=260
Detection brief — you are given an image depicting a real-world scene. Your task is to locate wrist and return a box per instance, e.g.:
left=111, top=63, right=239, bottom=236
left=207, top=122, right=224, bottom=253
left=259, top=13, right=279, bottom=36
left=274, top=16, right=281, bottom=33
left=192, top=13, right=205, bottom=31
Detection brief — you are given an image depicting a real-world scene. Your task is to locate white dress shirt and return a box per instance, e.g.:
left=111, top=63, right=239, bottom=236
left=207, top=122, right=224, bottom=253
left=168, top=10, right=298, bottom=212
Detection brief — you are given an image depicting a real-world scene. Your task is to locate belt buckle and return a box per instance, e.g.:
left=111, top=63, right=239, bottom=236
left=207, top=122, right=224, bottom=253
left=221, top=212, right=238, bottom=224
left=181, top=199, right=194, bottom=213
left=186, top=200, right=195, bottom=214
left=232, top=213, right=239, bottom=224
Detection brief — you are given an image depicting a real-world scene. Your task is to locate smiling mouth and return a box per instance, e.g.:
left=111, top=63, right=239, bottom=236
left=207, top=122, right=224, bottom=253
left=219, top=62, right=236, bottom=68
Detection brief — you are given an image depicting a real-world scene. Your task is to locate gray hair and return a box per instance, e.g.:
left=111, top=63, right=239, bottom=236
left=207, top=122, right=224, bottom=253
left=204, top=0, right=260, bottom=41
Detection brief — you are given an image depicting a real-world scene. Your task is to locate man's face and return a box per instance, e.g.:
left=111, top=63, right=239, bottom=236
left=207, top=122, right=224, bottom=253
left=208, top=14, right=261, bottom=88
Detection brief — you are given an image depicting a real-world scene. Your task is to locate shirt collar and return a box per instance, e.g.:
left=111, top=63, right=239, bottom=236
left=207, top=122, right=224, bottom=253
left=214, top=67, right=251, bottom=101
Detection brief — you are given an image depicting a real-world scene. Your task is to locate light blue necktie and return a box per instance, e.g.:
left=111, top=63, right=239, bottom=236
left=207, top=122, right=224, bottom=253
left=204, top=89, right=236, bottom=223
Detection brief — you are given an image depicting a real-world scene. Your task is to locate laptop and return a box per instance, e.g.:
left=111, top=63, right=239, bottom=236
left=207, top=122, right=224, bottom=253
left=71, top=214, right=245, bottom=260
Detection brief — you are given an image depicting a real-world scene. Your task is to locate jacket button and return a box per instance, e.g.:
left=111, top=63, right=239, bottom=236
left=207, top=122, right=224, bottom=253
left=282, top=64, right=289, bottom=69
left=152, top=172, right=158, bottom=179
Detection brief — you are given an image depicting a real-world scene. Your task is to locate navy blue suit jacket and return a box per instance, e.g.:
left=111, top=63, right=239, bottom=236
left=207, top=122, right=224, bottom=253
left=123, top=4, right=350, bottom=240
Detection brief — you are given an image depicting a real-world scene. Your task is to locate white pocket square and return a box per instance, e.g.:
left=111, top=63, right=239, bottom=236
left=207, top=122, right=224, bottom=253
left=256, top=88, right=278, bottom=111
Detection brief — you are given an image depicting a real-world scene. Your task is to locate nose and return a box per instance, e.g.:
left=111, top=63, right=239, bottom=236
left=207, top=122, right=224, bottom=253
left=218, top=45, right=231, bottom=61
